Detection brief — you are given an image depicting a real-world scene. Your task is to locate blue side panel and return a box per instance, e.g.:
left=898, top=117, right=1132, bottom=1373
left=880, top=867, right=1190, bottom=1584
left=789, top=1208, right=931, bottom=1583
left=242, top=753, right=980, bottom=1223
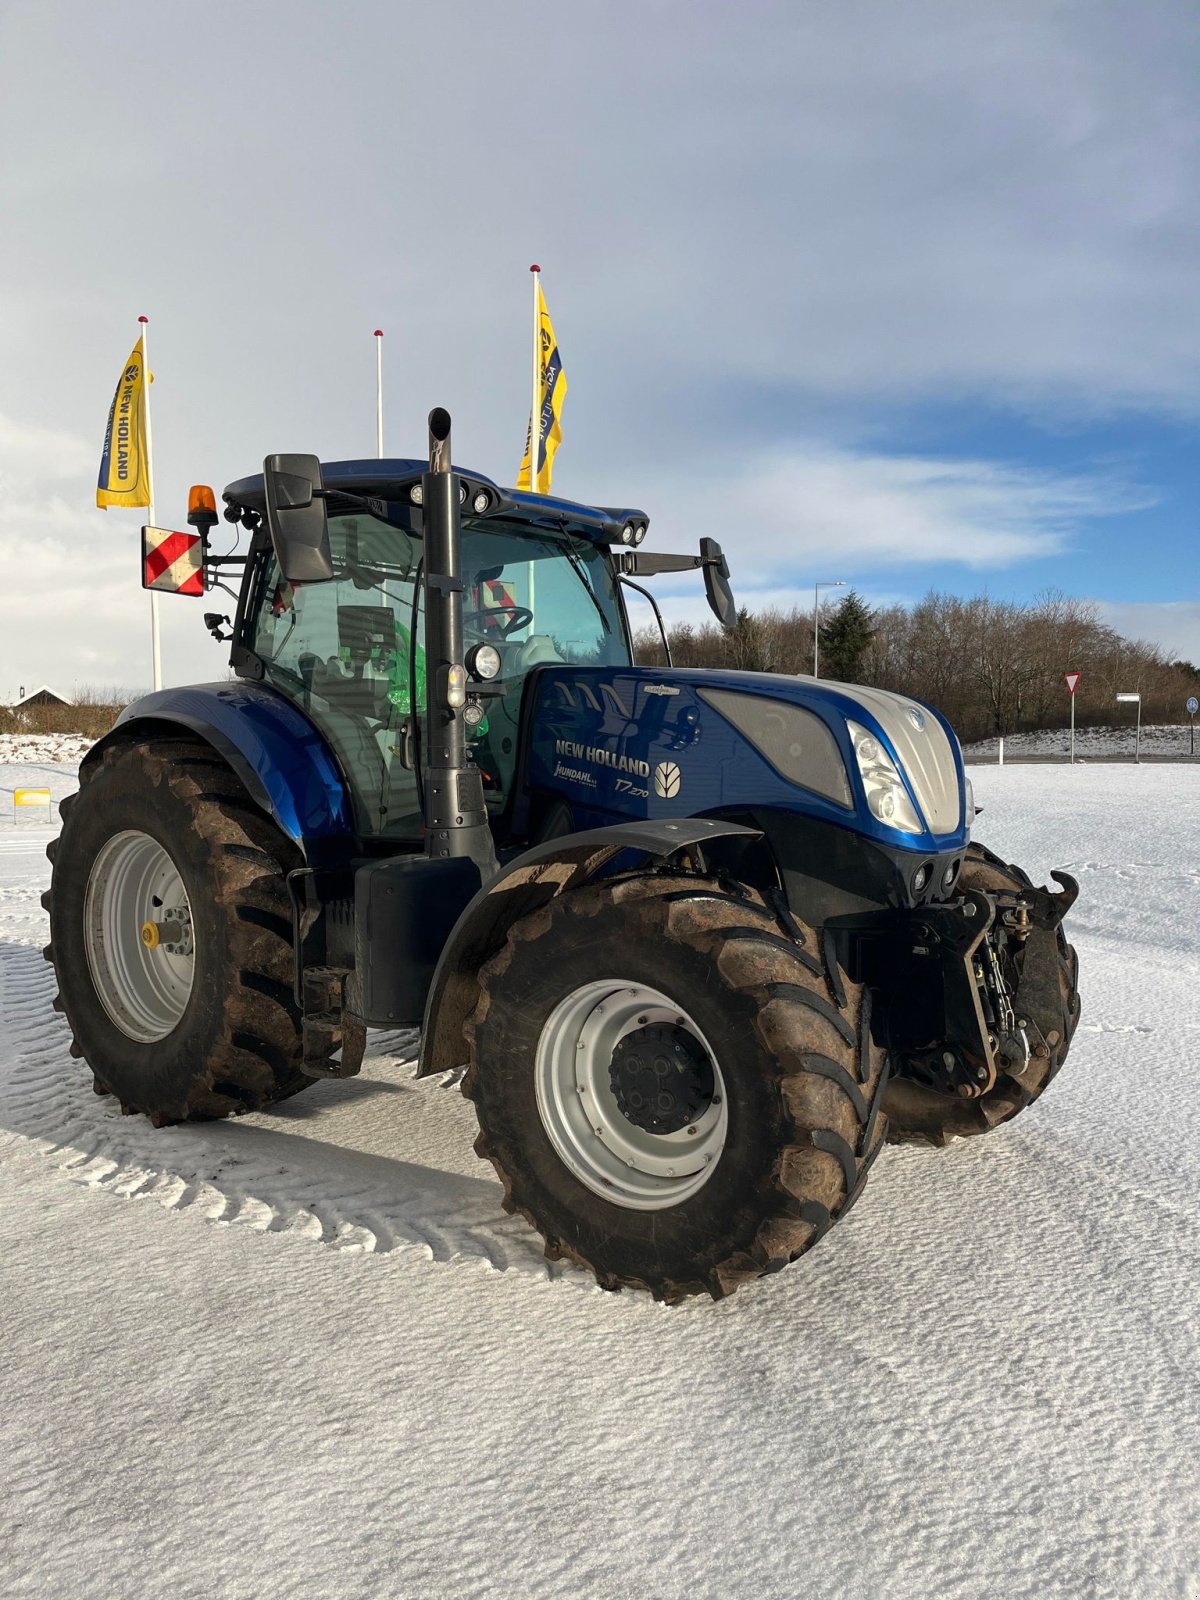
left=524, top=666, right=969, bottom=855
left=111, top=682, right=350, bottom=844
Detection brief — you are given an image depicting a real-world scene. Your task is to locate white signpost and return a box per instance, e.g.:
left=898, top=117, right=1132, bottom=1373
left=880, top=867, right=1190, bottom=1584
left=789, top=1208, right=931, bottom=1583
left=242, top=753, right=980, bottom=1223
left=1115, top=692, right=1142, bottom=763
left=1187, top=694, right=1198, bottom=756
left=1064, top=671, right=1082, bottom=762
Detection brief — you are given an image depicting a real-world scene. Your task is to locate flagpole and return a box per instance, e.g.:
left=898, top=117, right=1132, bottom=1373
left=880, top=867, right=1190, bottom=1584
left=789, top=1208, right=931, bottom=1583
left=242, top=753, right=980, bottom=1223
left=139, top=314, right=162, bottom=692
left=374, top=329, right=384, bottom=457
left=529, top=264, right=541, bottom=494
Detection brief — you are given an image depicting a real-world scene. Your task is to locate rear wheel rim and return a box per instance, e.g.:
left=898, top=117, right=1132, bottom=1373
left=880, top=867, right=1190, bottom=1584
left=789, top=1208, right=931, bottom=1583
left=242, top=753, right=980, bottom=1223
left=83, top=830, right=195, bottom=1043
left=535, top=979, right=727, bottom=1211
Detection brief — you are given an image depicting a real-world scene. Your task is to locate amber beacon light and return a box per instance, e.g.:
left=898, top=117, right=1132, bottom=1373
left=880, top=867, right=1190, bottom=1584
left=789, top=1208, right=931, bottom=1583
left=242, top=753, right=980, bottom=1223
left=187, top=484, right=218, bottom=530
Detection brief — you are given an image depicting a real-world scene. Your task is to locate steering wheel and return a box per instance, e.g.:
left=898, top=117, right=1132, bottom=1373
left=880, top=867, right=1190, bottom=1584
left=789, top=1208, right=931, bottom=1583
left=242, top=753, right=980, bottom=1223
left=463, top=602, right=534, bottom=639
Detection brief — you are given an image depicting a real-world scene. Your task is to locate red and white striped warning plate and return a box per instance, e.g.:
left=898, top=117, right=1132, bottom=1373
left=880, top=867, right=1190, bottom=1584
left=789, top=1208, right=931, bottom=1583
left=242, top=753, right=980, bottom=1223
left=141, top=525, right=204, bottom=596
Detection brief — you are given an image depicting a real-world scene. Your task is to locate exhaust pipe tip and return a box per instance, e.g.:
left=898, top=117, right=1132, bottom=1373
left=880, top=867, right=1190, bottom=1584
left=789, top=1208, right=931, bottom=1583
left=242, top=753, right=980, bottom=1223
left=428, top=408, right=452, bottom=472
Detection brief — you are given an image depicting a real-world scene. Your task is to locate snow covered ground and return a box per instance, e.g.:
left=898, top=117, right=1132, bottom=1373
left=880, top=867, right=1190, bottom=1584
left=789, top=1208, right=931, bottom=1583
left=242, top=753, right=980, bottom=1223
left=964, top=722, right=1197, bottom=760
left=0, top=732, right=94, bottom=768
left=2, top=761, right=1198, bottom=1599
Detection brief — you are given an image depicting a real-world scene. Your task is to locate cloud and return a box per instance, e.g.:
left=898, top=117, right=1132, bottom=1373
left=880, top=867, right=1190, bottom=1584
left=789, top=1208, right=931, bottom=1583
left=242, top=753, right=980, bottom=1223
left=1, top=408, right=1153, bottom=694
left=1, top=4, right=1194, bottom=689
left=3, top=0, right=1200, bottom=482
left=602, top=442, right=1150, bottom=579
left=0, top=415, right=161, bottom=699
left=1093, top=600, right=1200, bottom=664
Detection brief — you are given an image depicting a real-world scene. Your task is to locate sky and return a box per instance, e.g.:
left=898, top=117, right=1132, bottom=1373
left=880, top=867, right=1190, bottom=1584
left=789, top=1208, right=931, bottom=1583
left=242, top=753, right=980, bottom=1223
left=0, top=0, right=1197, bottom=698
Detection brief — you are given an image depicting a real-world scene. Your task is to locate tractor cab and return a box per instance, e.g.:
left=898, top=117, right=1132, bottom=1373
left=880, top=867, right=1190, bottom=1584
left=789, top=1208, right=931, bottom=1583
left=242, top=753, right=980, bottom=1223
left=216, top=453, right=731, bottom=851
left=238, top=467, right=631, bottom=840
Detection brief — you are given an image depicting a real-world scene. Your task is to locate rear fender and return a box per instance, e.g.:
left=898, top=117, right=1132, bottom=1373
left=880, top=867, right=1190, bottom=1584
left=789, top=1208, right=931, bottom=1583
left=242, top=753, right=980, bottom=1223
left=89, top=683, right=351, bottom=849
left=418, top=816, right=760, bottom=1078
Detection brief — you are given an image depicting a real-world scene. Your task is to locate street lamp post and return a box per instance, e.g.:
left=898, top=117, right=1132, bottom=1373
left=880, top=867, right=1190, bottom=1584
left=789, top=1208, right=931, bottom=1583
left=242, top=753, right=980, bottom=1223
left=813, top=580, right=846, bottom=678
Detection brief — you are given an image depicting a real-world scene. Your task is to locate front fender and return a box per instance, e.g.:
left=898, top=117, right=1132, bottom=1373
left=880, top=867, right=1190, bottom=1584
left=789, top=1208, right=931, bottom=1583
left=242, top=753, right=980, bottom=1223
left=418, top=816, right=759, bottom=1078
left=94, top=682, right=351, bottom=848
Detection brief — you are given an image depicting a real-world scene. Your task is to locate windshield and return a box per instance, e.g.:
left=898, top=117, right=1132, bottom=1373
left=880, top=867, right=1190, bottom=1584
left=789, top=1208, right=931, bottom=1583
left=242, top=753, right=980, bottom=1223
left=251, top=512, right=630, bottom=838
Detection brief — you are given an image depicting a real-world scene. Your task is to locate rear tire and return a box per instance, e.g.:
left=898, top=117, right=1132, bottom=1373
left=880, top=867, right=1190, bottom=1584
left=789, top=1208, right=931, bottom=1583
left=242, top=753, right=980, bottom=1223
left=883, top=840, right=1081, bottom=1146
left=463, top=873, right=889, bottom=1301
left=43, top=738, right=324, bottom=1123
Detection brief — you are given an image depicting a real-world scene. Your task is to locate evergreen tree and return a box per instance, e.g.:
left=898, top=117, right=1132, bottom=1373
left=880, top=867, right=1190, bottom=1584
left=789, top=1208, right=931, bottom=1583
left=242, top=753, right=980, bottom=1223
left=819, top=590, right=876, bottom=682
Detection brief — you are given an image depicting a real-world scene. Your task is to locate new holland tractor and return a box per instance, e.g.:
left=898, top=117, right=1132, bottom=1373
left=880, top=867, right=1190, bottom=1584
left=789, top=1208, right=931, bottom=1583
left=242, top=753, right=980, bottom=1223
left=44, top=410, right=1081, bottom=1301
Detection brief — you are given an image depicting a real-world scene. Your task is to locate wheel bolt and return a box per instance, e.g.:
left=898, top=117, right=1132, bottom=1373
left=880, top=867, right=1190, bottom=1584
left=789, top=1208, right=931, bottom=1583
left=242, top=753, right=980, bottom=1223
left=687, top=1125, right=697, bottom=1136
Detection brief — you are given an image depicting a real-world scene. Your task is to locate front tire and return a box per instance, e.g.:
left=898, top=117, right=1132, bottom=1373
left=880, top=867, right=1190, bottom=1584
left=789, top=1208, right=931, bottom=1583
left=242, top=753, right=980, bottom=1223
left=44, top=738, right=323, bottom=1123
left=463, top=873, right=889, bottom=1301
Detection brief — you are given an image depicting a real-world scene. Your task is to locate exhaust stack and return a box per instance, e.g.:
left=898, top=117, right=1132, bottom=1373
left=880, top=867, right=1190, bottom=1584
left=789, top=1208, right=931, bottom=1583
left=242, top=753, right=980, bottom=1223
left=421, top=409, right=497, bottom=877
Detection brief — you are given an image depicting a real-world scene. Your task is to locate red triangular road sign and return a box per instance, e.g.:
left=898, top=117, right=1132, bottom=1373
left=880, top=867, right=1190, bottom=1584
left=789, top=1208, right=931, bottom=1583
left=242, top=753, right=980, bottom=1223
left=1064, top=671, right=1081, bottom=696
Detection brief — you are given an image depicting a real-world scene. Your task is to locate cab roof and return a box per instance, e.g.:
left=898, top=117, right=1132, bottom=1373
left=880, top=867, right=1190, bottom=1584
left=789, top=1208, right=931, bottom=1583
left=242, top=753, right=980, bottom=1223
left=223, top=458, right=649, bottom=547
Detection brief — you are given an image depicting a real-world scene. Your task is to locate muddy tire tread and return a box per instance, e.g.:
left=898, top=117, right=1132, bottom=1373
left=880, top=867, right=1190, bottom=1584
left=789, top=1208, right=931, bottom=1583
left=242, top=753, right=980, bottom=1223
left=43, top=738, right=326, bottom=1122
left=462, top=873, right=889, bottom=1301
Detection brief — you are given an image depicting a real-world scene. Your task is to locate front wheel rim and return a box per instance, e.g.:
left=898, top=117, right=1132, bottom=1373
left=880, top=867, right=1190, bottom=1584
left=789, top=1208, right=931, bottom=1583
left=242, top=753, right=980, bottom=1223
left=83, top=830, right=196, bottom=1043
left=535, top=979, right=727, bottom=1211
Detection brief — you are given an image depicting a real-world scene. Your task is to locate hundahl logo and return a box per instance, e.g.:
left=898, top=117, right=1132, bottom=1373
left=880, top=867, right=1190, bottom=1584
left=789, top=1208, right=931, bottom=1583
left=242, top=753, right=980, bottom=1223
left=907, top=706, right=926, bottom=732
left=654, top=761, right=682, bottom=799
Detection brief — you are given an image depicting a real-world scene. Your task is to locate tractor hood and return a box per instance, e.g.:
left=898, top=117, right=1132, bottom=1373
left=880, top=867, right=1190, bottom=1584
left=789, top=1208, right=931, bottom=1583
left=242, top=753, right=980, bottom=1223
left=524, top=665, right=970, bottom=855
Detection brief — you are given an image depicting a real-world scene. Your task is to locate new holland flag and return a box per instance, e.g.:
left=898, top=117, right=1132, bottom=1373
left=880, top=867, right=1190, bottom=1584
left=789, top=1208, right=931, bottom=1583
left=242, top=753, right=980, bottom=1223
left=96, top=336, right=151, bottom=509
left=518, top=283, right=567, bottom=492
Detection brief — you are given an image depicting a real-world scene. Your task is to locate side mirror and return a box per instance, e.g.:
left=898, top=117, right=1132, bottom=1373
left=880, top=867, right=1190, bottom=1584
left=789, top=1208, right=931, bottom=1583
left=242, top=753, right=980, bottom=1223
left=700, top=537, right=737, bottom=631
left=262, top=454, right=333, bottom=582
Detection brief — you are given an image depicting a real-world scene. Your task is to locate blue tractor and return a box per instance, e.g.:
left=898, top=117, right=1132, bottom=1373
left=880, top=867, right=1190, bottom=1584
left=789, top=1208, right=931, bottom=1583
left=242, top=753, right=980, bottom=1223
left=45, top=410, right=1080, bottom=1300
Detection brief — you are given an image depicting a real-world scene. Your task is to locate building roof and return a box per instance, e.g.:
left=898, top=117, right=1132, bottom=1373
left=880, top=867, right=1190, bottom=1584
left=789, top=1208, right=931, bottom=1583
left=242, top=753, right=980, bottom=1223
left=13, top=685, right=73, bottom=706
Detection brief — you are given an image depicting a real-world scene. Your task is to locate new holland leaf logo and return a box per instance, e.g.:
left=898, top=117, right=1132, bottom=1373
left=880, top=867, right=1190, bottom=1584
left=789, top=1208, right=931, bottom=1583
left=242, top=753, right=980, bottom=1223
left=654, top=761, right=682, bottom=799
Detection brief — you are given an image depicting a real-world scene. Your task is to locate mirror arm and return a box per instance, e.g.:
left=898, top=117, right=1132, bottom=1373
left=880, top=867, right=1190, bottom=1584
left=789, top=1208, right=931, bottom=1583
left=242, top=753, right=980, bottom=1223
left=616, top=551, right=702, bottom=577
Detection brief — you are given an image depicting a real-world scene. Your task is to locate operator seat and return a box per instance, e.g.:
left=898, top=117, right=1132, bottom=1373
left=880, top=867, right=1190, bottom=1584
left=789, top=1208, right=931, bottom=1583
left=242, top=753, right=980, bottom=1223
left=310, top=658, right=389, bottom=722
left=514, top=635, right=564, bottom=672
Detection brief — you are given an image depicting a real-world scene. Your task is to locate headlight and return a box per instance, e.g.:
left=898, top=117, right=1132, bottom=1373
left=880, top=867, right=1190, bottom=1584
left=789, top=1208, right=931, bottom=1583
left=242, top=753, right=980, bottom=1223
left=466, top=643, right=502, bottom=681
left=847, top=720, right=924, bottom=835
left=963, top=775, right=975, bottom=834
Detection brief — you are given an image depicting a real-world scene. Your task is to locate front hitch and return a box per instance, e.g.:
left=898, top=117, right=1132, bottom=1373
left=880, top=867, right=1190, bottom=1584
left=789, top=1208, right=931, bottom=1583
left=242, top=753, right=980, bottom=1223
left=878, top=865, right=1077, bottom=1103
left=893, top=890, right=1001, bottom=1098
left=1019, top=870, right=1079, bottom=933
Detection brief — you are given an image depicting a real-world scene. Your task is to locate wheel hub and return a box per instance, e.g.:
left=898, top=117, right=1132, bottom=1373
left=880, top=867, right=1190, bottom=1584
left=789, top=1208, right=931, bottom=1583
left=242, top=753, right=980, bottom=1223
left=84, top=830, right=195, bottom=1043
left=534, top=979, right=728, bottom=1212
left=608, top=1023, right=715, bottom=1134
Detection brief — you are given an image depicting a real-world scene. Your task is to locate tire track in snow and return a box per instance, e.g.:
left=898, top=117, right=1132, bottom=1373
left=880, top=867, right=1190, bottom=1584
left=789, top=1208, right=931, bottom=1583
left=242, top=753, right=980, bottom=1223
left=0, top=938, right=563, bottom=1285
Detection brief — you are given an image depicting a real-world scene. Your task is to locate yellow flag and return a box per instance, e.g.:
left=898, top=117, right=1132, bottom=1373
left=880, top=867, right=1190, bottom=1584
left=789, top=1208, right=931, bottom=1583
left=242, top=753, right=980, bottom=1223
left=96, top=336, right=151, bottom=509
left=518, top=283, right=567, bottom=492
